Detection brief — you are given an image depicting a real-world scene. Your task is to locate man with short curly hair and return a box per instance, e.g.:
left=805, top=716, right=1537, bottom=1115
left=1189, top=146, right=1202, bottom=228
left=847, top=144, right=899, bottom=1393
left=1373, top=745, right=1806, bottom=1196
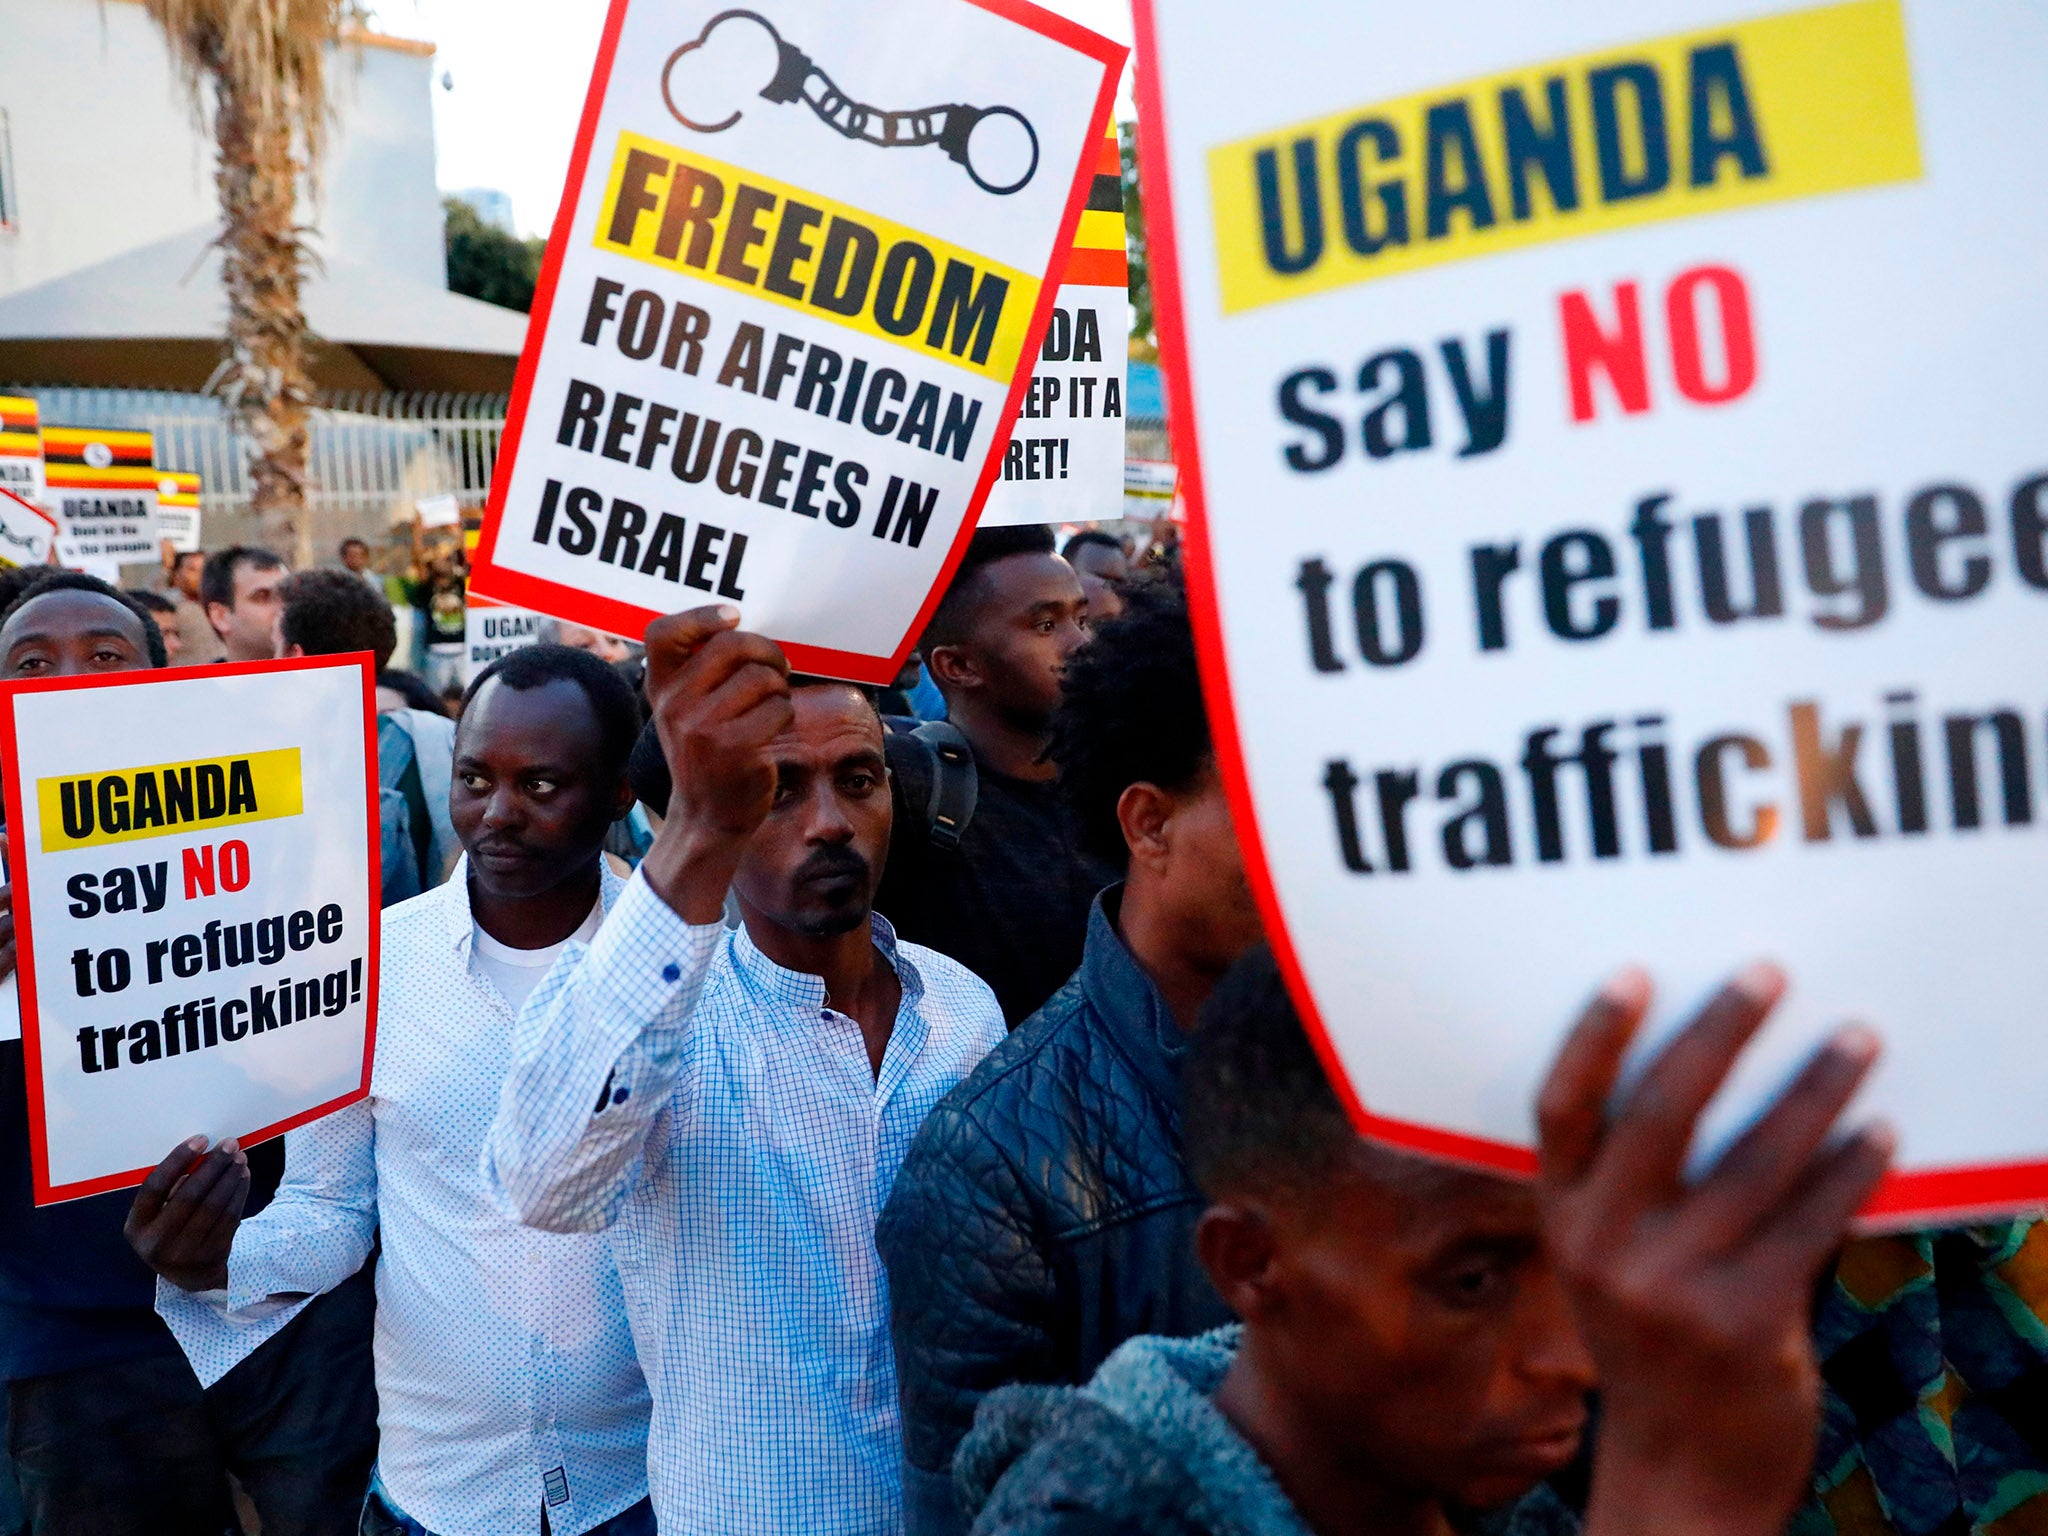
left=877, top=574, right=1265, bottom=1536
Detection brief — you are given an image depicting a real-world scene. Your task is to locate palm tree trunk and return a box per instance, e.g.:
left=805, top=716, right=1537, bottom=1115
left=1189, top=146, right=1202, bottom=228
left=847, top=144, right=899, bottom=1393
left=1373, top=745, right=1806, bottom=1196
left=207, top=40, right=314, bottom=551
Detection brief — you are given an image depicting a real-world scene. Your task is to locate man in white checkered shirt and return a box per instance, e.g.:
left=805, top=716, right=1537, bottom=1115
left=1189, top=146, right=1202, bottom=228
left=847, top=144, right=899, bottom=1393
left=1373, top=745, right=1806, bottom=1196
left=484, top=605, right=1007, bottom=1535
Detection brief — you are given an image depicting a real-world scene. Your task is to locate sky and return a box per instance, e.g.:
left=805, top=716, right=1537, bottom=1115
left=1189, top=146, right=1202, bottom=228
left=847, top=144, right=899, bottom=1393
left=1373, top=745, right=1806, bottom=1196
left=364, top=0, right=1137, bottom=239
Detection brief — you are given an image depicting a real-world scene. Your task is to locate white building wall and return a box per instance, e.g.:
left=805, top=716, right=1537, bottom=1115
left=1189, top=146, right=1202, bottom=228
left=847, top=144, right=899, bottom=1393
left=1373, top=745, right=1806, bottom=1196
left=0, top=0, right=444, bottom=298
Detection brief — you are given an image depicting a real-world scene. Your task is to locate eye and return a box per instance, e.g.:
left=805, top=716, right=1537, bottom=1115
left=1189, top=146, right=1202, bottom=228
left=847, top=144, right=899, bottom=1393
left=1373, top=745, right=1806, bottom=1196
left=13, top=656, right=47, bottom=675
left=458, top=772, right=489, bottom=792
left=524, top=777, right=560, bottom=797
left=842, top=772, right=878, bottom=796
left=1432, top=1255, right=1514, bottom=1310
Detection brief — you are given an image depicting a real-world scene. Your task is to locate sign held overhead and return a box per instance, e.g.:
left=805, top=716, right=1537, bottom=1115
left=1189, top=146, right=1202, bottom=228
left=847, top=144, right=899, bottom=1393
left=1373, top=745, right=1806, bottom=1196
left=1134, top=0, right=2048, bottom=1223
left=470, top=0, right=1125, bottom=683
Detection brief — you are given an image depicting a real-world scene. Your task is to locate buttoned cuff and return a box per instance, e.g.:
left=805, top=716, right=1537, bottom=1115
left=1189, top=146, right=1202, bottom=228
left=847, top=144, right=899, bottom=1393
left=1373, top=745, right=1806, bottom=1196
left=583, top=870, right=724, bottom=1033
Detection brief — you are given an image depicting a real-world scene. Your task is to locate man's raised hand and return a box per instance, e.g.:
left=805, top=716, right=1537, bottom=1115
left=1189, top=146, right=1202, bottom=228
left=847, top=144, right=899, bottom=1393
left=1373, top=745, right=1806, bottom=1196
left=1537, top=964, right=1894, bottom=1536
left=639, top=605, right=793, bottom=922
left=124, top=1135, right=251, bottom=1292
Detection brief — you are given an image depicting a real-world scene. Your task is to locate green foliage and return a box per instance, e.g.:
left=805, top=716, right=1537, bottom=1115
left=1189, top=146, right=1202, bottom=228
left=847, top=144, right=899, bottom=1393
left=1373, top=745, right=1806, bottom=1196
left=1118, top=120, right=1152, bottom=350
left=444, top=196, right=545, bottom=313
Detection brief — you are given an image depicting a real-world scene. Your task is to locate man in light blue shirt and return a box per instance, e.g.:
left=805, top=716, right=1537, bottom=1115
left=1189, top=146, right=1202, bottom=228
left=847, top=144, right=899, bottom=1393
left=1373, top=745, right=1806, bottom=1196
left=126, top=645, right=659, bottom=1536
left=484, top=605, right=1005, bottom=1535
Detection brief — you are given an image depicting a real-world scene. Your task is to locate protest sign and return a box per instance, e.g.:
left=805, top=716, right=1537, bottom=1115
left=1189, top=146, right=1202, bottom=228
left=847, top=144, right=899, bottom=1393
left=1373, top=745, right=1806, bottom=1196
left=0, top=657, right=379, bottom=1203
left=469, top=0, right=1125, bottom=684
left=156, top=472, right=202, bottom=554
left=462, top=595, right=542, bottom=683
left=1133, top=0, right=2048, bottom=1221
left=0, top=396, right=45, bottom=509
left=415, top=492, right=461, bottom=530
left=44, top=427, right=161, bottom=569
left=1122, top=459, right=1176, bottom=522
left=981, top=125, right=1128, bottom=527
left=0, top=486, right=57, bottom=569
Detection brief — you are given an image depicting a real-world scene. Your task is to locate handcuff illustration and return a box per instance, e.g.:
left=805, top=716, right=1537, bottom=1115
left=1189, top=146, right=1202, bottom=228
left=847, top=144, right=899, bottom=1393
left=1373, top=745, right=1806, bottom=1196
left=662, top=9, right=1040, bottom=196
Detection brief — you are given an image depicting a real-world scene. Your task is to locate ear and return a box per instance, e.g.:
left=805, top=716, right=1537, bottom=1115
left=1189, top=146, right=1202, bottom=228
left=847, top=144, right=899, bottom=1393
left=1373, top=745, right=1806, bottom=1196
left=1196, top=1201, right=1285, bottom=1322
left=1115, top=781, right=1174, bottom=869
left=204, top=601, right=230, bottom=638
left=924, top=641, right=980, bottom=694
left=281, top=643, right=306, bottom=660
left=609, top=772, right=637, bottom=821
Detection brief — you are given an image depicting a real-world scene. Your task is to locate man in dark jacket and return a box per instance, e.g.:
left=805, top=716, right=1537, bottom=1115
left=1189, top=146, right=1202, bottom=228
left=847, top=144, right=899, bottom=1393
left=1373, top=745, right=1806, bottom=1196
left=878, top=576, right=1265, bottom=1535
left=957, top=946, right=1895, bottom=1536
left=876, top=524, right=1104, bottom=1025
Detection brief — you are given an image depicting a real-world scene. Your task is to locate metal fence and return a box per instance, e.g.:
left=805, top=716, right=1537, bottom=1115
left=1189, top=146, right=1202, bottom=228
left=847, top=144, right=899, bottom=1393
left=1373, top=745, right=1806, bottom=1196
left=3, top=385, right=508, bottom=556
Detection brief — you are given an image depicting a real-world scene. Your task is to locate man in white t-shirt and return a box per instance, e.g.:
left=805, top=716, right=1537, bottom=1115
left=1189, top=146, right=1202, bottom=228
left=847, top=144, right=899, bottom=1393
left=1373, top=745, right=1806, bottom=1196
left=125, top=645, right=659, bottom=1536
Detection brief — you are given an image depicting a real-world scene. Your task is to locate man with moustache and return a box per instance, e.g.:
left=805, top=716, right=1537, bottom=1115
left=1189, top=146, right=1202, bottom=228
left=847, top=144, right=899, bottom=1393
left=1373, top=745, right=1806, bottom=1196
left=485, top=606, right=1005, bottom=1535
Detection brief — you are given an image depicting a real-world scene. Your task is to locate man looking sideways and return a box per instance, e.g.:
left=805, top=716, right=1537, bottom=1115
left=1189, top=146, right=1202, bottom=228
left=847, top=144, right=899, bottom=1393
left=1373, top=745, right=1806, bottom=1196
left=877, top=525, right=1104, bottom=1026
left=201, top=544, right=289, bottom=664
left=0, top=572, right=377, bottom=1536
left=125, top=644, right=658, bottom=1536
left=485, top=606, right=1005, bottom=1534
left=880, top=577, right=1260, bottom=1535
left=959, top=946, right=1895, bottom=1536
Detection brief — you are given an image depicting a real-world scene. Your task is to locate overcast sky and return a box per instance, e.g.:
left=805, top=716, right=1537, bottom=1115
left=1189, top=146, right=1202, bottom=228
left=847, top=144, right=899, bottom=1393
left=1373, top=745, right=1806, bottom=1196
left=364, top=0, right=1137, bottom=239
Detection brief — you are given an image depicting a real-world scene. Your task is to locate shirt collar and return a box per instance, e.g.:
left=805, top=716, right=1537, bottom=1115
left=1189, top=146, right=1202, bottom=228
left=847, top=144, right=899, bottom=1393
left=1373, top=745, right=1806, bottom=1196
left=434, top=852, right=627, bottom=958
left=729, top=909, right=926, bottom=1017
left=1078, top=884, right=1188, bottom=1111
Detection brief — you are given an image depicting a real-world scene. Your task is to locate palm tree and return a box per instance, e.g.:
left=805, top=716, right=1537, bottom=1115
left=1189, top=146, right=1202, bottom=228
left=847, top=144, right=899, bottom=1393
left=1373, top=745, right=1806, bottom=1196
left=144, top=0, right=366, bottom=549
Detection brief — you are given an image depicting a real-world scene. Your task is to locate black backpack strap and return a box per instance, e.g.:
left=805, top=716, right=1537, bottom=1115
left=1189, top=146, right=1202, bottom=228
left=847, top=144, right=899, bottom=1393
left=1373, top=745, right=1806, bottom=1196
left=911, top=720, right=978, bottom=852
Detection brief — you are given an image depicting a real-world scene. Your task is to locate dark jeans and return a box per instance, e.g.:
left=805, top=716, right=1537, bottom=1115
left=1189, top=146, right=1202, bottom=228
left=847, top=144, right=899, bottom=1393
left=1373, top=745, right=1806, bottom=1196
left=359, top=1477, right=656, bottom=1536
left=8, top=1267, right=377, bottom=1536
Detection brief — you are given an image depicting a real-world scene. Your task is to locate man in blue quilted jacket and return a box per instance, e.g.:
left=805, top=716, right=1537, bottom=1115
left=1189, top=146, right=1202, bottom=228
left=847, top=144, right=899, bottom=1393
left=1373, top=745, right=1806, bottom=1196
left=877, top=573, right=1265, bottom=1536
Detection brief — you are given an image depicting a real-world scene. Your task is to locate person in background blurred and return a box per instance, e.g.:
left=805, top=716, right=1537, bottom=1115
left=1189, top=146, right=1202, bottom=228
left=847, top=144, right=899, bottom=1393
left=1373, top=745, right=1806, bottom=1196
left=377, top=667, right=449, bottom=717
left=338, top=536, right=383, bottom=593
left=402, top=524, right=468, bottom=693
left=200, top=545, right=287, bottom=664
left=123, top=589, right=181, bottom=664
left=161, top=548, right=222, bottom=664
left=1060, top=529, right=1131, bottom=624
left=539, top=618, right=635, bottom=665
left=276, top=569, right=458, bottom=896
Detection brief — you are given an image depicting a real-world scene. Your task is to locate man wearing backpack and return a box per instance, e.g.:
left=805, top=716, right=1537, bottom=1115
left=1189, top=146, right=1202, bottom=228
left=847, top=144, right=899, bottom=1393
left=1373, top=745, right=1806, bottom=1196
left=875, top=526, right=1109, bottom=1026
left=275, top=569, right=459, bottom=903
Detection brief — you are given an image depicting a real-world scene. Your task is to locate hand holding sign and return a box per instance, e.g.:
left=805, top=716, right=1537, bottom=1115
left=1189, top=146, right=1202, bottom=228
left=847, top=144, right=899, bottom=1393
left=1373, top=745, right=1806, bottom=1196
left=639, top=604, right=793, bottom=922
left=123, top=1134, right=251, bottom=1293
left=1537, top=965, right=1893, bottom=1536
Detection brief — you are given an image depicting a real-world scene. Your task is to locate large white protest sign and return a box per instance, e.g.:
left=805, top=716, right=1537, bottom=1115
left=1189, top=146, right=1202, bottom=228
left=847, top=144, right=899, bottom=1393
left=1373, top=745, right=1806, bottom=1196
left=0, top=658, right=379, bottom=1204
left=981, top=124, right=1129, bottom=527
left=0, top=486, right=57, bottom=569
left=1134, top=0, right=2048, bottom=1221
left=469, top=0, right=1123, bottom=683
left=43, top=426, right=161, bottom=568
left=462, top=595, right=543, bottom=684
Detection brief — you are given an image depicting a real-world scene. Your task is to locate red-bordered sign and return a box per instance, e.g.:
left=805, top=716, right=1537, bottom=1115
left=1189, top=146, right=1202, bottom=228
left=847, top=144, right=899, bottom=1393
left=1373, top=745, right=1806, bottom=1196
left=0, top=655, right=382, bottom=1204
left=1130, top=0, right=2047, bottom=1226
left=470, top=0, right=1126, bottom=684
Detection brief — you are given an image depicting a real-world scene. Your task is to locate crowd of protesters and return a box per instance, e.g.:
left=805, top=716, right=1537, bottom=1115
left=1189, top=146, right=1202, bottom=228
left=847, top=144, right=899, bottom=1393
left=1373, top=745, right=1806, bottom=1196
left=0, top=520, right=2044, bottom=1536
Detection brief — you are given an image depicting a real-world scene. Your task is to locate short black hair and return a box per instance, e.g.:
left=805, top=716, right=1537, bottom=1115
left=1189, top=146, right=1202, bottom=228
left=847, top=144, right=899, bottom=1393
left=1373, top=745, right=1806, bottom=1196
left=200, top=545, right=286, bottom=610
left=0, top=565, right=40, bottom=617
left=460, top=642, right=640, bottom=779
left=172, top=548, right=207, bottom=572
left=625, top=674, right=873, bottom=811
left=1046, top=573, right=1210, bottom=869
left=338, top=537, right=370, bottom=554
left=1061, top=528, right=1124, bottom=564
left=1184, top=944, right=1355, bottom=1201
left=922, top=524, right=1058, bottom=652
left=279, top=569, right=398, bottom=671
left=1, top=570, right=169, bottom=668
left=125, top=588, right=176, bottom=616
left=377, top=667, right=447, bottom=716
